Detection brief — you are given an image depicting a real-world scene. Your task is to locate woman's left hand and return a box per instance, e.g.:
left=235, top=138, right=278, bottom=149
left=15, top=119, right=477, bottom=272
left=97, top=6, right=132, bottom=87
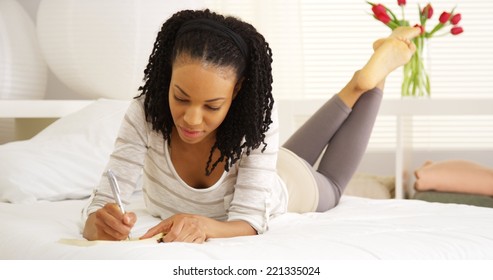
left=140, top=213, right=209, bottom=243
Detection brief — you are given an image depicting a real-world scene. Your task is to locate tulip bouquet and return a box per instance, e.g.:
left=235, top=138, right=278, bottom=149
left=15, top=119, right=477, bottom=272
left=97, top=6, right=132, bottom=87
left=368, top=1, right=464, bottom=97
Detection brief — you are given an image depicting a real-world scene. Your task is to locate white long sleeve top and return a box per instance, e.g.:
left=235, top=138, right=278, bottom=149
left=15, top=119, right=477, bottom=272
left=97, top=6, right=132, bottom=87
left=84, top=97, right=288, bottom=233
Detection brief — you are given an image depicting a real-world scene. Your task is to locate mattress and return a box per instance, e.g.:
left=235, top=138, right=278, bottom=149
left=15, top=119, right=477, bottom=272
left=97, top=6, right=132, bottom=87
left=1, top=99, right=492, bottom=279
left=1, top=191, right=493, bottom=260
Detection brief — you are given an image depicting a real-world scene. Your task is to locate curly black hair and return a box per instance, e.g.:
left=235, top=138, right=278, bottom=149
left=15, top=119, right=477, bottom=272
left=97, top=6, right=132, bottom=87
left=137, top=9, right=274, bottom=176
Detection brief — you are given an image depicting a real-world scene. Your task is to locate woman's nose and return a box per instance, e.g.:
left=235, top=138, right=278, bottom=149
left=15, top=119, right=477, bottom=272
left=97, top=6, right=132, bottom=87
left=183, top=107, right=202, bottom=126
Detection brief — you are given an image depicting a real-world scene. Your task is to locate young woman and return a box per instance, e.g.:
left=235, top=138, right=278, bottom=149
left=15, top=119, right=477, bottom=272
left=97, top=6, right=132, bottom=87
left=82, top=9, right=420, bottom=243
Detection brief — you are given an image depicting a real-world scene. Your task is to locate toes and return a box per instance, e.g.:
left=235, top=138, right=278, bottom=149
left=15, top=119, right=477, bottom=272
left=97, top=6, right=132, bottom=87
left=402, top=38, right=413, bottom=49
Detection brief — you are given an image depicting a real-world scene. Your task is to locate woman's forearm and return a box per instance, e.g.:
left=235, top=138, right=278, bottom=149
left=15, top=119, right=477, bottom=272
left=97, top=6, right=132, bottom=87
left=205, top=218, right=257, bottom=239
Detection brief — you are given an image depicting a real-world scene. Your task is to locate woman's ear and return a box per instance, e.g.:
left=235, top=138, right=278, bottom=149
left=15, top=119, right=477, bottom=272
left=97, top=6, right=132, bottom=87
left=232, top=77, right=245, bottom=99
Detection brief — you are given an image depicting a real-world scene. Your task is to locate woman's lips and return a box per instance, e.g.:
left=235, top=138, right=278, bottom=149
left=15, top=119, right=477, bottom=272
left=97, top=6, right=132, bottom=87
left=180, top=126, right=204, bottom=139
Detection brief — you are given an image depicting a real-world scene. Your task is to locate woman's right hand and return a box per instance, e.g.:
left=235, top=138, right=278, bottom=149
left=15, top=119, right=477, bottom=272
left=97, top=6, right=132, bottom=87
left=82, top=203, right=137, bottom=241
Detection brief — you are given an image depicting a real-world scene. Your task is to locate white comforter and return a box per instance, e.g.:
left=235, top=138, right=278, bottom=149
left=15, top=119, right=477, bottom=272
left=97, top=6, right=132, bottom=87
left=1, top=192, right=493, bottom=260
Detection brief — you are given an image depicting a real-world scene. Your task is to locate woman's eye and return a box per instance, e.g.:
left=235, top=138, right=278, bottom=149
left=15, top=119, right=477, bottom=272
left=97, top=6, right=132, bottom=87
left=174, top=96, right=187, bottom=103
left=206, top=106, right=221, bottom=111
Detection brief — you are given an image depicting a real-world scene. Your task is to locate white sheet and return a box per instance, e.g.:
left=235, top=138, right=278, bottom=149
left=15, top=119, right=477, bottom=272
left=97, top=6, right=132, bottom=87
left=1, top=192, right=493, bottom=260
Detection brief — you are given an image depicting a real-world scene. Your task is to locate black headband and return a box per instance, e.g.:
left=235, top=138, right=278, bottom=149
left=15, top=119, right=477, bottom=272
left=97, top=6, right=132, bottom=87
left=176, top=18, right=249, bottom=59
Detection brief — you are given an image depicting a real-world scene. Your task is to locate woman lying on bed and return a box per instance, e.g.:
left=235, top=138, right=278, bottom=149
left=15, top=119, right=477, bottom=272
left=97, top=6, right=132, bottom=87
left=82, top=9, right=421, bottom=243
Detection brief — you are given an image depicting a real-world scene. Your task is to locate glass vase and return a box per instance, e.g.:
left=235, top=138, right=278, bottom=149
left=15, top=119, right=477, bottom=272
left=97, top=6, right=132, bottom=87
left=401, top=36, right=430, bottom=97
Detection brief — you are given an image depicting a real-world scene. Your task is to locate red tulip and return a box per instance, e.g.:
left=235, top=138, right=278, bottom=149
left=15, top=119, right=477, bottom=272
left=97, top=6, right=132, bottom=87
left=397, top=0, right=406, bottom=6
left=372, top=4, right=387, bottom=16
left=414, top=24, right=424, bottom=35
left=439, top=12, right=451, bottom=23
left=372, top=4, right=391, bottom=24
left=450, top=13, right=462, bottom=25
left=376, top=13, right=391, bottom=24
left=422, top=3, right=433, bottom=19
left=451, top=26, right=463, bottom=35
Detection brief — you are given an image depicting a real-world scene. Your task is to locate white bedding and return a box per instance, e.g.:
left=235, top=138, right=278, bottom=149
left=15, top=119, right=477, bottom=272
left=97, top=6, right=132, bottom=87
left=1, top=191, right=493, bottom=260
left=1, top=99, right=493, bottom=261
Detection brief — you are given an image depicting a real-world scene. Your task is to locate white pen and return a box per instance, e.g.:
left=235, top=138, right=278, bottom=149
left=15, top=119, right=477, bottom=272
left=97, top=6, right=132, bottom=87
left=107, top=169, right=131, bottom=239
left=107, top=169, right=125, bottom=213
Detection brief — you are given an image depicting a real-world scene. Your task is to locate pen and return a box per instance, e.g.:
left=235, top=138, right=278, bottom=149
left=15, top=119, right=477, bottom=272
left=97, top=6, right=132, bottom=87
left=107, top=169, right=131, bottom=239
left=107, top=169, right=125, bottom=214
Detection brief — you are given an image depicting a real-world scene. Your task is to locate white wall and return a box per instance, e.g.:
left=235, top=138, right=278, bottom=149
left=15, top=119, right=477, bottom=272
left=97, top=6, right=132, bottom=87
left=3, top=1, right=492, bottom=181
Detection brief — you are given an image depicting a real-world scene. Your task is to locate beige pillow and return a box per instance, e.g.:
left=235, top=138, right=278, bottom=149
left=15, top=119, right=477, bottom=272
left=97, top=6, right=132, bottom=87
left=414, top=160, right=493, bottom=196
left=344, top=173, right=395, bottom=199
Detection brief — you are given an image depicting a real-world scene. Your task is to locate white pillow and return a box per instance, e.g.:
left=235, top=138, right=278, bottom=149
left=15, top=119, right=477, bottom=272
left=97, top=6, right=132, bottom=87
left=0, top=99, right=131, bottom=203
left=344, top=173, right=395, bottom=199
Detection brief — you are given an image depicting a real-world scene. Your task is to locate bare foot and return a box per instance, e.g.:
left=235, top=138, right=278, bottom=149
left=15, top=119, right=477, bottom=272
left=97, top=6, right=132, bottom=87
left=373, top=38, right=385, bottom=51
left=357, top=26, right=421, bottom=91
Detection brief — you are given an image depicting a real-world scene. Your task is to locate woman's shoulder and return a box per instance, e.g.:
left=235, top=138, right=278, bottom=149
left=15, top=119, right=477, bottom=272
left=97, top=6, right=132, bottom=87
left=123, top=96, right=146, bottom=118
left=129, top=95, right=145, bottom=109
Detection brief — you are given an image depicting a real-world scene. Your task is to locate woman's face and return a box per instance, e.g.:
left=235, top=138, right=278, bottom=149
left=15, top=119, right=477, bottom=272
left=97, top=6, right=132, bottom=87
left=169, top=58, right=239, bottom=145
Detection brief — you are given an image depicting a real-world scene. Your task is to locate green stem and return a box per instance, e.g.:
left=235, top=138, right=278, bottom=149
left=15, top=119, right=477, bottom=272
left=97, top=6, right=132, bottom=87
left=402, top=36, right=430, bottom=97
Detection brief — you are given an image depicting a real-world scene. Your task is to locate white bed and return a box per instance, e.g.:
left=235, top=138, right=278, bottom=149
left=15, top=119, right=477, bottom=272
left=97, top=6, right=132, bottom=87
left=1, top=191, right=493, bottom=260
left=1, top=99, right=493, bottom=261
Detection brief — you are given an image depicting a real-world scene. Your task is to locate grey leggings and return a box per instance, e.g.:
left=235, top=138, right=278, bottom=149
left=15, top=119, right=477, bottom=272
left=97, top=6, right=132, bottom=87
left=282, top=88, right=383, bottom=212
